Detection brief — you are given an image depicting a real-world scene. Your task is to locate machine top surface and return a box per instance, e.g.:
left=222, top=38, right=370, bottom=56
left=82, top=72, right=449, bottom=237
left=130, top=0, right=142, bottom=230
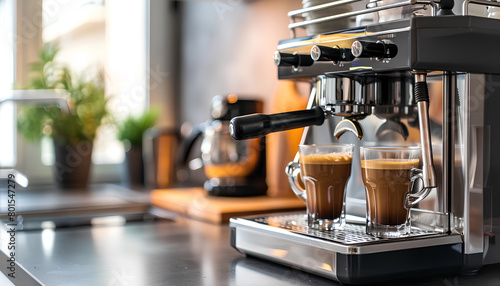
left=276, top=15, right=500, bottom=77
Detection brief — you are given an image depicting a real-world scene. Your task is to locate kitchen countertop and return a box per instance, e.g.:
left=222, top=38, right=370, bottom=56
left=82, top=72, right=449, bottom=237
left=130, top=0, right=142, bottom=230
left=1, top=213, right=500, bottom=286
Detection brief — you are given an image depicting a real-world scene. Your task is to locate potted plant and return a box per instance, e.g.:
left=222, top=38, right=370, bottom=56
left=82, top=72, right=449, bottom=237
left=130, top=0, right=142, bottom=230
left=116, top=108, right=159, bottom=187
left=17, top=43, right=109, bottom=189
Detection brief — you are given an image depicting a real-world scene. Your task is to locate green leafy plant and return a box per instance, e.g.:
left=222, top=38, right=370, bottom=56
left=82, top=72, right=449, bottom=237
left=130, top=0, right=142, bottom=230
left=116, top=108, right=159, bottom=148
left=17, top=43, right=109, bottom=146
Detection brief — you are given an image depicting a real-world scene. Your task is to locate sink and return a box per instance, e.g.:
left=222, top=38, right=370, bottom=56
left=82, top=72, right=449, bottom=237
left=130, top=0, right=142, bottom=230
left=0, top=184, right=169, bottom=230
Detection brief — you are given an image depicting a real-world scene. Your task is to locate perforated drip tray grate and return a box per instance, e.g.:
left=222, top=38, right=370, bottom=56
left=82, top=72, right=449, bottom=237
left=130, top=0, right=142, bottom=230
left=251, top=213, right=441, bottom=245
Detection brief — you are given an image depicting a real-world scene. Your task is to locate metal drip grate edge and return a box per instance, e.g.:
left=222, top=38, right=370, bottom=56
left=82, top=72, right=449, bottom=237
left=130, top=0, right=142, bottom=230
left=251, top=213, right=441, bottom=245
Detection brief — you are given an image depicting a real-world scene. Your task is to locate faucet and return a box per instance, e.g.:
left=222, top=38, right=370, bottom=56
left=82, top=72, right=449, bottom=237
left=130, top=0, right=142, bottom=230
left=0, top=89, right=71, bottom=187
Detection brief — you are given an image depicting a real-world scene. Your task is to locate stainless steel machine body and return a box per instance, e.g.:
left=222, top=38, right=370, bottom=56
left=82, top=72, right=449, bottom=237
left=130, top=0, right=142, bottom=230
left=230, top=0, right=500, bottom=284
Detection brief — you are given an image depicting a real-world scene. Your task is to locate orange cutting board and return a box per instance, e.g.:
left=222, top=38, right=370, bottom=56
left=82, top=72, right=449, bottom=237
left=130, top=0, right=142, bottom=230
left=150, top=188, right=305, bottom=224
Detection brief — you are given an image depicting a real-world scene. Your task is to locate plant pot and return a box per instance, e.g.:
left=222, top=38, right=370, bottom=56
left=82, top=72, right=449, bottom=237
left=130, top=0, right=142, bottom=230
left=53, top=140, right=93, bottom=189
left=122, top=145, right=145, bottom=188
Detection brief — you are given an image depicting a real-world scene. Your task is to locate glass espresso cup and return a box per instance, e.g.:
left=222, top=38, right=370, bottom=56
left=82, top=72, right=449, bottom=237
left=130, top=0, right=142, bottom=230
left=286, top=144, right=353, bottom=230
left=360, top=146, right=423, bottom=238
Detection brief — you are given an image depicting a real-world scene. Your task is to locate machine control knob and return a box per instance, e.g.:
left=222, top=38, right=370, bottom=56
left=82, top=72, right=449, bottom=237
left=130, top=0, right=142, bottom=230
left=273, top=51, right=314, bottom=67
left=351, top=40, right=398, bottom=60
left=310, top=45, right=354, bottom=62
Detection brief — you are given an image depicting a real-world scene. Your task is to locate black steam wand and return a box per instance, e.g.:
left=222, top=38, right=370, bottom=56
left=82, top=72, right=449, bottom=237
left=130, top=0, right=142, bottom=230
left=406, top=71, right=437, bottom=208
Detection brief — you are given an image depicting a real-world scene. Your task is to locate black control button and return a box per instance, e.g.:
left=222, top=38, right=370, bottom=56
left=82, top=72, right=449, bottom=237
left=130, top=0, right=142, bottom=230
left=273, top=51, right=314, bottom=67
left=351, top=40, right=398, bottom=59
left=310, top=45, right=354, bottom=62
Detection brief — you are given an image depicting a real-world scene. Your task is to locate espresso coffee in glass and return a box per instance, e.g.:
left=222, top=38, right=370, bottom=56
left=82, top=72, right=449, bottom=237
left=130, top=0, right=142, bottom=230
left=287, top=145, right=353, bottom=230
left=361, top=147, right=420, bottom=238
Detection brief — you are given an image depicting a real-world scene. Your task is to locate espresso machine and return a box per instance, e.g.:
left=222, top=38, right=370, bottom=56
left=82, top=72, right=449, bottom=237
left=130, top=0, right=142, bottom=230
left=180, top=94, right=267, bottom=197
left=228, top=0, right=500, bottom=284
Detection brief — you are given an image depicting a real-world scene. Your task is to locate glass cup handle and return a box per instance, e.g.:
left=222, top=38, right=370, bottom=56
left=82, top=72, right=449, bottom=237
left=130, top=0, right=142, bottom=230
left=405, top=168, right=432, bottom=209
left=286, top=160, right=307, bottom=202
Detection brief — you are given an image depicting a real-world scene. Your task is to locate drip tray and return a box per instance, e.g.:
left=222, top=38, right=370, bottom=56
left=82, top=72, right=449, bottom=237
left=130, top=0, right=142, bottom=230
left=230, top=212, right=463, bottom=284
left=251, top=213, right=441, bottom=246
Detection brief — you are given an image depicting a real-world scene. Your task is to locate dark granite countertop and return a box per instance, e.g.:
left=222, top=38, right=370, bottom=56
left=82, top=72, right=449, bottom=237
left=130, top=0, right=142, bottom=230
left=1, top=214, right=500, bottom=286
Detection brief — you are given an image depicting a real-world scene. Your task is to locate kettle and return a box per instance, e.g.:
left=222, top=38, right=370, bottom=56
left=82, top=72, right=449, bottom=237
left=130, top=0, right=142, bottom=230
left=179, top=94, right=267, bottom=197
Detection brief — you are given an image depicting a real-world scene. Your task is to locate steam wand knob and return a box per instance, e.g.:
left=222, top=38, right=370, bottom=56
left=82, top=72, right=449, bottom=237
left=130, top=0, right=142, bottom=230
left=274, top=51, right=314, bottom=68
left=351, top=40, right=398, bottom=60
left=437, top=0, right=455, bottom=15
left=311, top=45, right=354, bottom=63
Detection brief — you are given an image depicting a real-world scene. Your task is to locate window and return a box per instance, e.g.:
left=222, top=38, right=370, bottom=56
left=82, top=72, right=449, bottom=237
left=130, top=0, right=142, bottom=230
left=9, top=0, right=150, bottom=185
left=41, top=0, right=148, bottom=166
left=0, top=0, right=16, bottom=167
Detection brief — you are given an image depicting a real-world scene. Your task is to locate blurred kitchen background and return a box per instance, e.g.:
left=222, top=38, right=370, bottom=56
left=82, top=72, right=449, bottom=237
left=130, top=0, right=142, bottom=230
left=0, top=0, right=307, bottom=188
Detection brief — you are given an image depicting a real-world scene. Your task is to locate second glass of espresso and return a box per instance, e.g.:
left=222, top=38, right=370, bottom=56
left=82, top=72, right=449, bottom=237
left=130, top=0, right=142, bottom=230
left=360, top=146, right=420, bottom=238
left=298, top=145, right=353, bottom=230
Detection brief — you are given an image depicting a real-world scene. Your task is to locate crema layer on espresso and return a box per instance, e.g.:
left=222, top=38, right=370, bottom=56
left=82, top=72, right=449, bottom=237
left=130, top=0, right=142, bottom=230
left=361, top=158, right=419, bottom=170
left=300, top=153, right=352, bottom=165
